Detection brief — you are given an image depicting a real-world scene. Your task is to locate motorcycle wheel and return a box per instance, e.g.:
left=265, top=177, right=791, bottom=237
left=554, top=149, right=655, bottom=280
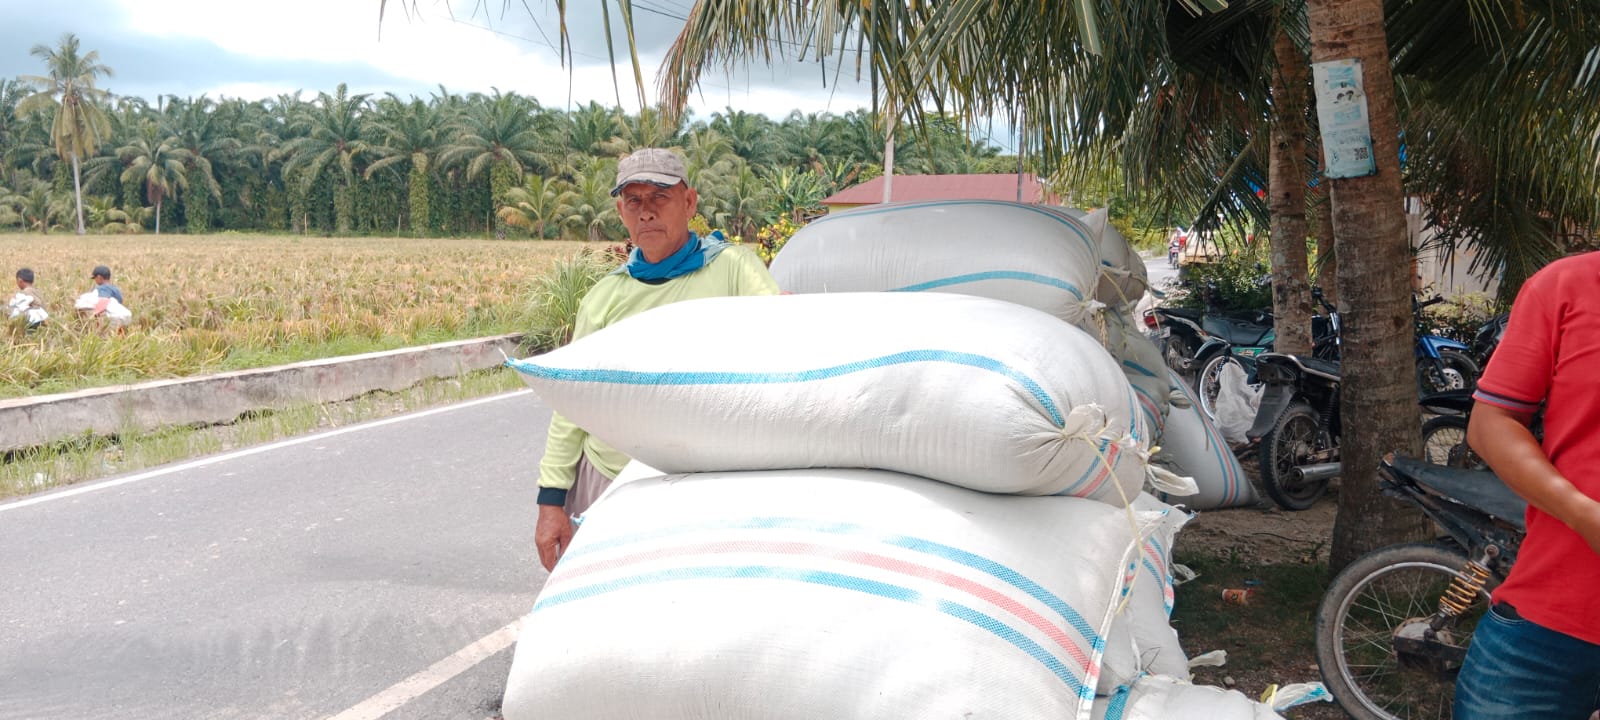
left=1256, top=401, right=1333, bottom=510
left=1196, top=354, right=1241, bottom=421
left=1162, top=335, right=1199, bottom=383
left=1315, top=542, right=1493, bottom=720
left=1420, top=415, right=1485, bottom=469
left=1417, top=349, right=1481, bottom=395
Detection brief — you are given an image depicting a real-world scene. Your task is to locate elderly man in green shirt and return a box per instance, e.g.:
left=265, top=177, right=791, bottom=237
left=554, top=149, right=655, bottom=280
left=534, top=148, right=780, bottom=570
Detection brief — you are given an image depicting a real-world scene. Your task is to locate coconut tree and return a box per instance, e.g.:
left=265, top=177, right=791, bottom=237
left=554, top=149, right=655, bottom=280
left=276, top=84, right=370, bottom=234
left=364, top=95, right=444, bottom=236
left=117, top=130, right=192, bottom=235
left=600, top=105, right=685, bottom=156
left=709, top=106, right=777, bottom=166
left=15, top=32, right=114, bottom=235
left=0, top=78, right=29, bottom=190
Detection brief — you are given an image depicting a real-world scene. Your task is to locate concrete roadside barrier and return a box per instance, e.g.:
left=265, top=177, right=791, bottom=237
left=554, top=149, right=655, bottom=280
left=0, top=333, right=523, bottom=453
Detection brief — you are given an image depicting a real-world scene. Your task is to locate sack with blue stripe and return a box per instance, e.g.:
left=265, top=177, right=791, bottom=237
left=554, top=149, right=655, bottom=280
left=501, top=468, right=1152, bottom=720
left=1156, top=369, right=1259, bottom=509
left=769, top=200, right=1107, bottom=327
left=1051, top=206, right=1150, bottom=311
left=1098, top=494, right=1193, bottom=687
left=1095, top=311, right=1173, bottom=440
left=509, top=292, right=1170, bottom=503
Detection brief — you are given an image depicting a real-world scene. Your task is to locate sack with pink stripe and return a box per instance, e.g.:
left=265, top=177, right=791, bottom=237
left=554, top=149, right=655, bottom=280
left=501, top=469, right=1149, bottom=720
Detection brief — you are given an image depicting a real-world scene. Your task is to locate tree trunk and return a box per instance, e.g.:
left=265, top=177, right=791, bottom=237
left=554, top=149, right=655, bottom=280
left=155, top=198, right=162, bottom=235
left=1268, top=24, right=1315, bottom=355
left=1307, top=0, right=1431, bottom=572
left=1316, top=189, right=1338, bottom=303
left=71, top=153, right=86, bottom=235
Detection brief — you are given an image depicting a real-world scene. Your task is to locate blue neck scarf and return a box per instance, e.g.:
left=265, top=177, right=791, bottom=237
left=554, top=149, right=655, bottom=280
left=622, top=231, right=728, bottom=281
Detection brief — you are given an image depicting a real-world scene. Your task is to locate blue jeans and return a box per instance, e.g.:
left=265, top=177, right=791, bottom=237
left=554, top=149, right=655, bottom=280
left=1454, top=603, right=1600, bottom=719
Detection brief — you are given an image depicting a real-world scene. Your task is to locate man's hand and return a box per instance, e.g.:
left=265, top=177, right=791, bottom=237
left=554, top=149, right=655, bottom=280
left=535, top=504, right=575, bottom=571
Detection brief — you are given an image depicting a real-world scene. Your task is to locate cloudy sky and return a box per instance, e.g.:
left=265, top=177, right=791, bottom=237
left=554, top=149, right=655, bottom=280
left=0, top=0, right=879, bottom=121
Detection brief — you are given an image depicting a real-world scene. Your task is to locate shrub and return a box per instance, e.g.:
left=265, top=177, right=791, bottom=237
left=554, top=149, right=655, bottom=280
left=1419, top=290, right=1503, bottom=342
left=525, top=249, right=615, bottom=351
left=1171, top=250, right=1273, bottom=313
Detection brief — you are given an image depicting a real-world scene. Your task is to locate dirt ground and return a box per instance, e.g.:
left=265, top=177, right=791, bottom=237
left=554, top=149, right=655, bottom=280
left=1170, top=456, right=1349, bottom=718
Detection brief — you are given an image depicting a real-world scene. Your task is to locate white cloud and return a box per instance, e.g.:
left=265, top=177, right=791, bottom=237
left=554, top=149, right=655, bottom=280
left=107, top=0, right=872, bottom=118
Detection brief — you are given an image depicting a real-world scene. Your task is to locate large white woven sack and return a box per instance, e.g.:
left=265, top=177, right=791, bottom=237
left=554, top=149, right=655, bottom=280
left=1160, top=370, right=1259, bottom=509
left=509, top=292, right=1155, bottom=502
left=1091, top=675, right=1285, bottom=720
left=501, top=469, right=1145, bottom=720
left=1094, top=311, right=1173, bottom=439
left=1052, top=207, right=1150, bottom=310
left=769, top=200, right=1104, bottom=326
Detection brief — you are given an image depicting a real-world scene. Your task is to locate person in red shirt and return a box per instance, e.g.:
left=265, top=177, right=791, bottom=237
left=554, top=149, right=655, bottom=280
left=1456, top=251, right=1600, bottom=718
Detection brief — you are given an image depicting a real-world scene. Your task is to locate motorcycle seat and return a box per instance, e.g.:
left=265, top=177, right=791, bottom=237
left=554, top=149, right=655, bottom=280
left=1203, top=316, right=1274, bottom=346
left=1160, top=307, right=1204, bottom=322
left=1419, top=389, right=1475, bottom=416
left=1390, top=455, right=1528, bottom=532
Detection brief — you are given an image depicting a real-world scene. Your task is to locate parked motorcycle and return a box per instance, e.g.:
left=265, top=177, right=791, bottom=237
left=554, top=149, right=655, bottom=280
left=1418, top=388, right=1544, bottom=470
left=1142, top=281, right=1274, bottom=387
left=1314, top=453, right=1525, bottom=719
left=1414, top=296, right=1481, bottom=395
left=1245, top=350, right=1342, bottom=510
left=1191, top=286, right=1341, bottom=421
left=1468, top=311, right=1510, bottom=368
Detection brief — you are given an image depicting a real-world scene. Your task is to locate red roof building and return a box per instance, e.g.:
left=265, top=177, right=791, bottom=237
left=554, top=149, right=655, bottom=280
left=820, top=173, right=1058, bottom=212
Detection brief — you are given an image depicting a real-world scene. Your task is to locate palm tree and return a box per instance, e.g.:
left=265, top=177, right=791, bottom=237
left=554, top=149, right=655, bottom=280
left=764, top=167, right=828, bottom=222
left=440, top=90, right=553, bottom=236
left=560, top=101, right=621, bottom=160
left=117, top=130, right=192, bottom=235
left=709, top=107, right=777, bottom=165
left=498, top=173, right=561, bottom=239
left=0, top=78, right=29, bottom=190
left=15, top=33, right=114, bottom=235
left=276, top=84, right=370, bottom=234
left=364, top=95, right=443, bottom=236
left=161, top=95, right=233, bottom=233
left=600, top=105, right=684, bottom=156
left=554, top=157, right=621, bottom=242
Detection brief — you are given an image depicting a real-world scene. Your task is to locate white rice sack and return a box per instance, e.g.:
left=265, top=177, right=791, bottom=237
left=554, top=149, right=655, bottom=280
left=1053, top=206, right=1150, bottom=309
left=1092, top=675, right=1285, bottom=719
left=1095, top=310, right=1173, bottom=438
left=1098, top=494, right=1191, bottom=693
left=1160, top=370, right=1259, bottom=509
left=502, top=469, right=1146, bottom=720
left=770, top=200, right=1104, bottom=326
left=509, top=292, right=1154, bottom=502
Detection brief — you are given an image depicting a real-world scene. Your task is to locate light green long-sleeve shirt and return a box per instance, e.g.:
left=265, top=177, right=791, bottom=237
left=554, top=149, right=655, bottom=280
left=536, top=244, right=779, bottom=501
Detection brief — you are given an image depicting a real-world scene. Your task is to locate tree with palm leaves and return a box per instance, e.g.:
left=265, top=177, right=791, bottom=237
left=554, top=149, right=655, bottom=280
left=553, top=157, right=622, bottom=242
left=276, top=84, right=370, bottom=234
left=364, top=95, right=444, bottom=236
left=440, top=90, right=553, bottom=237
left=117, top=129, right=191, bottom=235
left=15, top=33, right=114, bottom=235
left=498, top=173, right=561, bottom=239
left=161, top=95, right=233, bottom=233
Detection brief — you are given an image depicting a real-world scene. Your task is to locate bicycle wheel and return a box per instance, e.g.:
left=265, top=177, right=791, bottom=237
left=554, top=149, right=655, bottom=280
left=1315, top=542, right=1492, bottom=720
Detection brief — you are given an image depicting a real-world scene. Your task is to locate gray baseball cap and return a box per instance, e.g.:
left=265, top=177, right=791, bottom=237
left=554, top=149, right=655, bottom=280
left=610, top=148, right=688, bottom=196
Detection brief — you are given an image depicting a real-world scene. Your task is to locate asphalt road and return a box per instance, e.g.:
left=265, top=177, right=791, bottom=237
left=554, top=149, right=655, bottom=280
left=1145, top=253, right=1181, bottom=289
left=0, top=391, right=552, bottom=720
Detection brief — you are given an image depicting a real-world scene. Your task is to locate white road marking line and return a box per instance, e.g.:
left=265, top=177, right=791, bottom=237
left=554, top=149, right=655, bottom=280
left=0, top=389, right=535, bottom=514
left=325, top=620, right=523, bottom=720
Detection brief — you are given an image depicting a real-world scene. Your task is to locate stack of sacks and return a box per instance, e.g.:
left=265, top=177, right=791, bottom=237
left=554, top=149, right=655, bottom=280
left=502, top=469, right=1162, bottom=719
left=769, top=200, right=1171, bottom=440
left=1157, top=368, right=1260, bottom=509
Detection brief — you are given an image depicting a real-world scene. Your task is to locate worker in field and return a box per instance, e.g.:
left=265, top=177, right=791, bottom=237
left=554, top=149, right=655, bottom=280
left=532, top=148, right=780, bottom=571
left=8, top=267, right=48, bottom=329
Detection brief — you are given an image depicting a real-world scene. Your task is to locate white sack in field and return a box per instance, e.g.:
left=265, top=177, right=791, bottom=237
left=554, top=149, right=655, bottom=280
left=1091, top=675, right=1285, bottom=720
left=1056, top=206, right=1150, bottom=310
left=1214, top=361, right=1263, bottom=446
left=510, top=292, right=1162, bottom=502
left=501, top=469, right=1146, bottom=720
left=769, top=200, right=1105, bottom=326
left=1158, top=369, right=1259, bottom=509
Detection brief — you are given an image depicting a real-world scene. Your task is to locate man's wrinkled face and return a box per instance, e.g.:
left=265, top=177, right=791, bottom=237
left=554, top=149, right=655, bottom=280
left=616, top=182, right=698, bottom=262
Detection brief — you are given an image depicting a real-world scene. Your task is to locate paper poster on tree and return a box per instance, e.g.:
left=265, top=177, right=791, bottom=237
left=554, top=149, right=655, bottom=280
left=1312, top=58, right=1378, bottom=179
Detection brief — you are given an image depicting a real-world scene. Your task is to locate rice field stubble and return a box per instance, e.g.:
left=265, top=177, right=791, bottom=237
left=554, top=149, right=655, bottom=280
left=1, top=233, right=590, bottom=399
